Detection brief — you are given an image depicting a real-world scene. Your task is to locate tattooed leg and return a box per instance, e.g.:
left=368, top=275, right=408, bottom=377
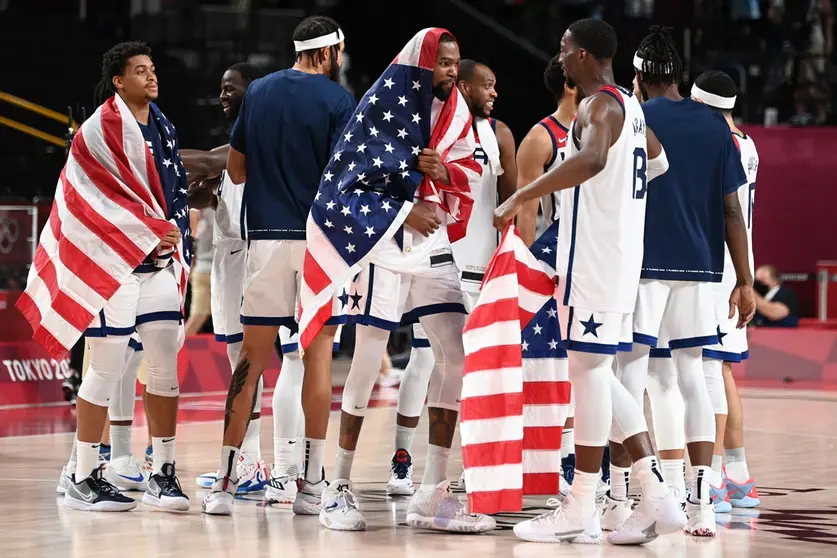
left=222, top=324, right=278, bottom=448
left=427, top=407, right=459, bottom=448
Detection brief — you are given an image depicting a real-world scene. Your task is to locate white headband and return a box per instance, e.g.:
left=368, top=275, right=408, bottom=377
left=691, top=83, right=736, bottom=109
left=633, top=52, right=673, bottom=74
left=294, top=29, right=344, bottom=52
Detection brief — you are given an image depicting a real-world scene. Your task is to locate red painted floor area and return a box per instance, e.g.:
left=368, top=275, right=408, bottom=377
left=0, top=385, right=400, bottom=438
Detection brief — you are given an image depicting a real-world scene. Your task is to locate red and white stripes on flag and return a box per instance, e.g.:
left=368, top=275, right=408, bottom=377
left=17, top=94, right=187, bottom=358
left=460, top=224, right=569, bottom=515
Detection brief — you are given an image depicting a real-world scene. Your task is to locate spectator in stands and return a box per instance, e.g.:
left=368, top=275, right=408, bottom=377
left=753, top=264, right=799, bottom=327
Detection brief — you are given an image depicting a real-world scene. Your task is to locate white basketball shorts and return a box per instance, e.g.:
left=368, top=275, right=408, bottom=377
left=702, top=282, right=749, bottom=362
left=241, top=239, right=346, bottom=330
left=85, top=266, right=181, bottom=337
left=555, top=274, right=631, bottom=355
left=632, top=279, right=718, bottom=350
left=211, top=240, right=246, bottom=344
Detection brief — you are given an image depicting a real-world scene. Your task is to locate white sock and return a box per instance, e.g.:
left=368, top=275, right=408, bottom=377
left=634, top=455, right=668, bottom=500
left=724, top=447, right=750, bottom=482
left=274, top=437, right=298, bottom=476
left=690, top=465, right=711, bottom=505
left=570, top=469, right=599, bottom=515
left=66, top=436, right=78, bottom=471
left=218, top=445, right=241, bottom=483
left=241, top=418, right=261, bottom=461
left=395, top=424, right=416, bottom=454
left=710, top=454, right=724, bottom=487
left=421, top=444, right=451, bottom=487
left=75, top=441, right=100, bottom=482
left=110, top=425, right=132, bottom=461
left=334, top=447, right=355, bottom=480
left=609, top=465, right=631, bottom=501
left=151, top=436, right=175, bottom=474
left=561, top=428, right=575, bottom=458
left=303, top=438, right=326, bottom=484
left=660, top=458, right=686, bottom=494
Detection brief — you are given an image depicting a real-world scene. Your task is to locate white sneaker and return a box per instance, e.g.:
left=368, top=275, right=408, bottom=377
left=512, top=494, right=602, bottom=544
left=201, top=477, right=237, bottom=516
left=195, top=454, right=268, bottom=494
left=265, top=465, right=299, bottom=505
left=377, top=367, right=404, bottom=387
left=607, top=490, right=687, bottom=545
left=600, top=495, right=633, bottom=531
left=457, top=470, right=466, bottom=492
left=685, top=501, right=716, bottom=537
left=596, top=477, right=610, bottom=503
left=555, top=475, right=571, bottom=502
left=105, top=455, right=149, bottom=492
left=319, top=479, right=366, bottom=531
left=293, top=477, right=325, bottom=516
left=406, top=481, right=496, bottom=534
left=57, top=466, right=72, bottom=494
left=386, top=449, right=414, bottom=496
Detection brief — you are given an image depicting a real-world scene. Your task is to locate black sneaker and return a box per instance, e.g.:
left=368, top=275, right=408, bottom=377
left=143, top=463, right=190, bottom=511
left=63, top=466, right=137, bottom=512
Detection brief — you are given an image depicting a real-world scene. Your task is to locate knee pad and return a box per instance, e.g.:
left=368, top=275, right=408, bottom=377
left=108, top=347, right=142, bottom=421
left=673, top=348, right=715, bottom=444
left=702, top=357, right=727, bottom=415
left=647, top=357, right=686, bottom=451
left=341, top=326, right=390, bottom=416
left=78, top=338, right=131, bottom=407
left=138, top=324, right=181, bottom=397
left=397, top=345, right=434, bottom=417
left=422, top=314, right=466, bottom=412
left=609, top=368, right=649, bottom=444
left=568, top=352, right=613, bottom=447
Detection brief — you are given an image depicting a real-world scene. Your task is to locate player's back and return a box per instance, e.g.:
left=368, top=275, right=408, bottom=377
left=231, top=69, right=356, bottom=240
left=558, top=85, right=648, bottom=313
left=641, top=98, right=745, bottom=283
left=537, top=115, right=570, bottom=224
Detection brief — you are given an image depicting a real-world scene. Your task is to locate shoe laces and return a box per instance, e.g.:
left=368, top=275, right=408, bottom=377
left=530, top=498, right=568, bottom=524
left=391, top=450, right=411, bottom=480
left=157, top=464, right=184, bottom=494
left=90, top=468, right=121, bottom=497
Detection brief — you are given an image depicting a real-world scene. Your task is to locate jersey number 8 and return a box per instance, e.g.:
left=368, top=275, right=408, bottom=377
left=632, top=147, right=648, bottom=200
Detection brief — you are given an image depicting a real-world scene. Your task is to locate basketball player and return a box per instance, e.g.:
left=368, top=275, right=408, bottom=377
left=515, top=56, right=581, bottom=498
left=319, top=34, right=494, bottom=534
left=385, top=59, right=517, bottom=498
left=691, top=70, right=761, bottom=510
left=495, top=19, right=685, bottom=545
left=201, top=16, right=355, bottom=516
left=61, top=41, right=190, bottom=512
left=615, top=26, right=756, bottom=536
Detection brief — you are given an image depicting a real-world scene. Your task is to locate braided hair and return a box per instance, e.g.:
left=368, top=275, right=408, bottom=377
left=94, top=41, right=152, bottom=106
left=293, top=15, right=341, bottom=68
left=635, top=25, right=682, bottom=87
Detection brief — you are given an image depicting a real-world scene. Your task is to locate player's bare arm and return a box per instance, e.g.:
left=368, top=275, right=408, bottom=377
left=180, top=144, right=230, bottom=179
left=724, top=193, right=756, bottom=327
left=226, top=147, right=246, bottom=184
left=493, top=92, right=621, bottom=230
left=494, top=119, right=518, bottom=204
left=514, top=125, right=553, bottom=245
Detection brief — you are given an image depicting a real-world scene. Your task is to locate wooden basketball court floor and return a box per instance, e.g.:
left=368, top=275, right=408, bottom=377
left=1, top=384, right=836, bottom=557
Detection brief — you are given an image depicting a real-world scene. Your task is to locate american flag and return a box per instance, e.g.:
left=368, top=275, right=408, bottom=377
left=459, top=223, right=570, bottom=515
left=297, top=28, right=480, bottom=350
left=17, top=94, right=191, bottom=358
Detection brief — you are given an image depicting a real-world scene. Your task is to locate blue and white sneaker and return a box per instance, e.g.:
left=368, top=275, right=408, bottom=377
left=386, top=449, right=414, bottom=496
left=319, top=479, right=366, bottom=531
left=710, top=480, right=732, bottom=513
left=105, top=455, right=149, bottom=492
left=725, top=469, right=760, bottom=508
left=98, top=444, right=111, bottom=464
left=196, top=453, right=268, bottom=494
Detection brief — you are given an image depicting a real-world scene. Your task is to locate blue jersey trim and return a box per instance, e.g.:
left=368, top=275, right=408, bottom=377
left=240, top=315, right=298, bottom=331
left=411, top=338, right=432, bottom=349
left=565, top=340, right=619, bottom=355
left=669, top=334, right=719, bottom=350
left=649, top=347, right=672, bottom=358
left=537, top=120, right=558, bottom=169
left=350, top=314, right=401, bottom=332
left=702, top=348, right=745, bottom=363
left=401, top=302, right=468, bottom=325
left=617, top=342, right=633, bottom=352
left=136, top=311, right=183, bottom=325
left=364, top=264, right=376, bottom=316
left=633, top=332, right=658, bottom=347
left=640, top=269, right=724, bottom=283
left=562, top=186, right=581, bottom=306
left=127, top=338, right=144, bottom=352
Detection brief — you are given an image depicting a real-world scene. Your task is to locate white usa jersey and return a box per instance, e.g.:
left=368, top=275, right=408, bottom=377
left=720, top=132, right=758, bottom=292
left=214, top=171, right=244, bottom=244
left=558, top=85, right=648, bottom=313
left=536, top=114, right=571, bottom=225
left=452, top=117, right=502, bottom=291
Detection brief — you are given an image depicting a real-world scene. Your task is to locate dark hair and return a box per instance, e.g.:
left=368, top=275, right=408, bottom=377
left=293, top=15, right=342, bottom=66
left=227, top=62, right=265, bottom=85
left=567, top=18, right=618, bottom=61
left=635, top=25, right=683, bottom=87
left=94, top=41, right=152, bottom=105
left=543, top=55, right=566, bottom=101
left=694, top=70, right=737, bottom=113
left=439, top=32, right=457, bottom=45
left=458, top=59, right=486, bottom=83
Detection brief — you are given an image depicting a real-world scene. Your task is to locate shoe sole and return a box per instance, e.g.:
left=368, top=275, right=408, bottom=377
left=143, top=492, right=190, bottom=512
left=713, top=502, right=733, bottom=513
left=265, top=490, right=296, bottom=506
left=386, top=484, right=415, bottom=496
left=292, top=501, right=321, bottom=516
left=406, top=513, right=495, bottom=534
left=730, top=497, right=760, bottom=508
left=201, top=502, right=234, bottom=515
left=513, top=526, right=589, bottom=543
left=63, top=493, right=137, bottom=512
left=319, top=511, right=367, bottom=531
left=197, top=475, right=267, bottom=494
left=688, top=527, right=716, bottom=537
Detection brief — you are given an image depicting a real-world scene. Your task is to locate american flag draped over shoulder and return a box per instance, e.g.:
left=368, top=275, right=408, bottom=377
left=17, top=94, right=191, bottom=358
left=297, top=28, right=480, bottom=351
left=460, top=223, right=571, bottom=515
